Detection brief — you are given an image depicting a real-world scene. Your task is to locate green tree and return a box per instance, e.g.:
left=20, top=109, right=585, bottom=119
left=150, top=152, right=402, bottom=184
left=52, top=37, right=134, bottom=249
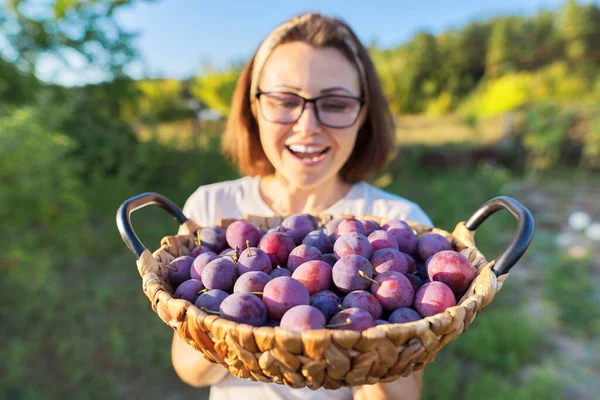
left=520, top=11, right=562, bottom=70
left=409, top=32, right=441, bottom=109
left=486, top=18, right=517, bottom=77
left=1, top=0, right=144, bottom=176
left=127, top=79, right=193, bottom=123
left=31, top=81, right=140, bottom=177
left=0, top=107, right=88, bottom=262
left=437, top=23, right=489, bottom=102
left=1, top=0, right=140, bottom=78
left=370, top=47, right=407, bottom=114
left=558, top=0, right=599, bottom=65
left=0, top=57, right=40, bottom=105
left=372, top=45, right=423, bottom=114
left=190, top=67, right=240, bottom=117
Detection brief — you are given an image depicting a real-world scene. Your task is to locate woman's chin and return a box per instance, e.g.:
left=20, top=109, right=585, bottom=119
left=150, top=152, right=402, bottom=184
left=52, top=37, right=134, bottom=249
left=272, top=148, right=350, bottom=190
left=282, top=171, right=332, bottom=191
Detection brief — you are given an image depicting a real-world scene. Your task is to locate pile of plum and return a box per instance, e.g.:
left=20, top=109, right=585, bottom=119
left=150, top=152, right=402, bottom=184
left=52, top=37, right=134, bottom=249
left=166, top=215, right=476, bottom=333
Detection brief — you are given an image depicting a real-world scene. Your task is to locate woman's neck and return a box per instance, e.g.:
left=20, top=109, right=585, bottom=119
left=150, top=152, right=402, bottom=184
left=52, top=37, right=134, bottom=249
left=259, top=173, right=353, bottom=216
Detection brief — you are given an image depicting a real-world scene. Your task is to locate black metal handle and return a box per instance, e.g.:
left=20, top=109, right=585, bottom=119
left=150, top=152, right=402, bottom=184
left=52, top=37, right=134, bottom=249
left=465, top=196, right=535, bottom=276
left=116, top=192, right=188, bottom=259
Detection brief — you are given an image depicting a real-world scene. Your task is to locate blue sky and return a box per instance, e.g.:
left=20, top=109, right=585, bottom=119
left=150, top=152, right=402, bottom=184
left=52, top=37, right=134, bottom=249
left=34, top=0, right=596, bottom=86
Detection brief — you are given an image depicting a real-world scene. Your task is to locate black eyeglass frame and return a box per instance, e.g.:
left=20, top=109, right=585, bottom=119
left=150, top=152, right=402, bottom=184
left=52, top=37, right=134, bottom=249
left=255, top=90, right=366, bottom=129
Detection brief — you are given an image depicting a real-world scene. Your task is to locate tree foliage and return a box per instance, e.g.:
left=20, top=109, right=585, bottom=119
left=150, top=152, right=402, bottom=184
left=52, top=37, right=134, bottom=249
left=124, top=79, right=194, bottom=123
left=1, top=0, right=146, bottom=177
left=1, top=0, right=141, bottom=77
left=190, top=67, right=240, bottom=117
left=0, top=107, right=88, bottom=262
left=370, top=0, right=600, bottom=114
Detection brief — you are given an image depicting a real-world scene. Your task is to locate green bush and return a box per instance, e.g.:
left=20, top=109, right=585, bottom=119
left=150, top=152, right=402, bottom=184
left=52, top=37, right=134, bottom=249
left=459, top=73, right=532, bottom=119
left=0, top=106, right=214, bottom=398
left=0, top=58, right=40, bottom=106
left=191, top=68, right=240, bottom=117
left=32, top=83, right=140, bottom=178
left=518, top=101, right=575, bottom=174
left=582, top=106, right=600, bottom=169
left=125, top=79, right=195, bottom=123
left=0, top=107, right=95, bottom=398
left=130, top=134, right=239, bottom=196
left=0, top=107, right=88, bottom=259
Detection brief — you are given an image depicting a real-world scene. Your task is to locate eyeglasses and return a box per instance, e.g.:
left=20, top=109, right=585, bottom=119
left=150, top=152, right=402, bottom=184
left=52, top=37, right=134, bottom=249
left=255, top=90, right=365, bottom=129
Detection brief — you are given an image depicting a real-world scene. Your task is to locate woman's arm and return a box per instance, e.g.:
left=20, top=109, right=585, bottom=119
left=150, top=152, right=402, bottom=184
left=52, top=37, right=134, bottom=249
left=171, top=332, right=229, bottom=387
left=352, top=370, right=423, bottom=400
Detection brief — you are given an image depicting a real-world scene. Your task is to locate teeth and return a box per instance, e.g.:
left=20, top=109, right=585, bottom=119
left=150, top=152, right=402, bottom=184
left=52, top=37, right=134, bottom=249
left=288, top=144, right=325, bottom=153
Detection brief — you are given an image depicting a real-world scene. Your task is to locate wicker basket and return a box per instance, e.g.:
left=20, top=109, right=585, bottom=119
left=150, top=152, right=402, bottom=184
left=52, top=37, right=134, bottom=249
left=116, top=193, right=534, bottom=390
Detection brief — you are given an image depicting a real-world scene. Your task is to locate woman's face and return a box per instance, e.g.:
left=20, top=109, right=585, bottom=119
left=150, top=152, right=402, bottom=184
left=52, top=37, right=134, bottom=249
left=255, top=41, right=365, bottom=189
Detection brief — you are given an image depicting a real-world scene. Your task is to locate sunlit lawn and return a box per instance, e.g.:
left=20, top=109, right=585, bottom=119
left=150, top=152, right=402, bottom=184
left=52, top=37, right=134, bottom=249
left=395, top=113, right=509, bottom=145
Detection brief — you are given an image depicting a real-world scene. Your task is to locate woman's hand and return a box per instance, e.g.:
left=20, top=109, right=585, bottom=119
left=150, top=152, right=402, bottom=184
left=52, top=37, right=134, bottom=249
left=352, top=370, right=423, bottom=400
left=171, top=332, right=229, bottom=387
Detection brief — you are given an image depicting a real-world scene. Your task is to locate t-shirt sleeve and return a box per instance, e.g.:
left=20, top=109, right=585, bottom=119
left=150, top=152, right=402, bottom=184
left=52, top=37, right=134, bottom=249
left=405, top=203, right=434, bottom=227
left=178, top=186, right=211, bottom=234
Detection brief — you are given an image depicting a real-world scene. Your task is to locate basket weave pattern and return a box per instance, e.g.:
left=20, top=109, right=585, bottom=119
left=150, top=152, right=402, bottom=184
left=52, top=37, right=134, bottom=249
left=136, top=215, right=508, bottom=390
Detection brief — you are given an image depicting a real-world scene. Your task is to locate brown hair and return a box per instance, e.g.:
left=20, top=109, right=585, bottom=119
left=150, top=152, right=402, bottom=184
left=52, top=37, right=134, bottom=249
left=221, top=12, right=396, bottom=183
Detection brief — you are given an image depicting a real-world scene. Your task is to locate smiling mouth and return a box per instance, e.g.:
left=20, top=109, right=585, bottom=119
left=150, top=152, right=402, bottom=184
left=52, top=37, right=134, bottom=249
left=285, top=145, right=331, bottom=161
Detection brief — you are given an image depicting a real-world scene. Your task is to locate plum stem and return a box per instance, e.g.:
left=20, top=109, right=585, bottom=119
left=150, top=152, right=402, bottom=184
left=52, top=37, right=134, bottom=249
left=359, top=270, right=381, bottom=286
left=220, top=254, right=235, bottom=261
left=234, top=246, right=240, bottom=262
left=325, top=318, right=352, bottom=329
left=197, top=288, right=208, bottom=295
left=249, top=291, right=263, bottom=295
left=223, top=246, right=240, bottom=264
left=165, top=265, right=179, bottom=272
left=201, top=307, right=220, bottom=315
left=246, top=240, right=253, bottom=257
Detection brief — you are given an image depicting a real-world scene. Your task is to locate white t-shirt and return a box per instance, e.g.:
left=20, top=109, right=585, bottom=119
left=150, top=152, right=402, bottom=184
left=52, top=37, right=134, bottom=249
left=180, top=176, right=433, bottom=400
left=182, top=176, right=433, bottom=228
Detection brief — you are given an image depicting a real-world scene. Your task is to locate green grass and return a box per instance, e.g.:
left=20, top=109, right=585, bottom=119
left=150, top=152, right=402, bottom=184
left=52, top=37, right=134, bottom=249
left=453, top=308, right=548, bottom=374
left=422, top=343, right=562, bottom=400
left=462, top=367, right=562, bottom=400
left=542, top=254, right=600, bottom=337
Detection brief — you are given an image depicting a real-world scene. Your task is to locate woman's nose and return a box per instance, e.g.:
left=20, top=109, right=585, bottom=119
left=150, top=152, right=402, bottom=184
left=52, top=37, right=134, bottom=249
left=294, top=103, right=321, bottom=135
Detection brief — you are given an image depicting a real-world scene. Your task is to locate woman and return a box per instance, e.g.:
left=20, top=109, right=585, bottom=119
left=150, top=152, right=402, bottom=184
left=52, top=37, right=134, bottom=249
left=173, top=12, right=432, bottom=400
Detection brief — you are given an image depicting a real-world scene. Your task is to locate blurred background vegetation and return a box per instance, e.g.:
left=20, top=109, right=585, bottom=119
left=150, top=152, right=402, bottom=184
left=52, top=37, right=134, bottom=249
left=1, top=0, right=599, bottom=399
